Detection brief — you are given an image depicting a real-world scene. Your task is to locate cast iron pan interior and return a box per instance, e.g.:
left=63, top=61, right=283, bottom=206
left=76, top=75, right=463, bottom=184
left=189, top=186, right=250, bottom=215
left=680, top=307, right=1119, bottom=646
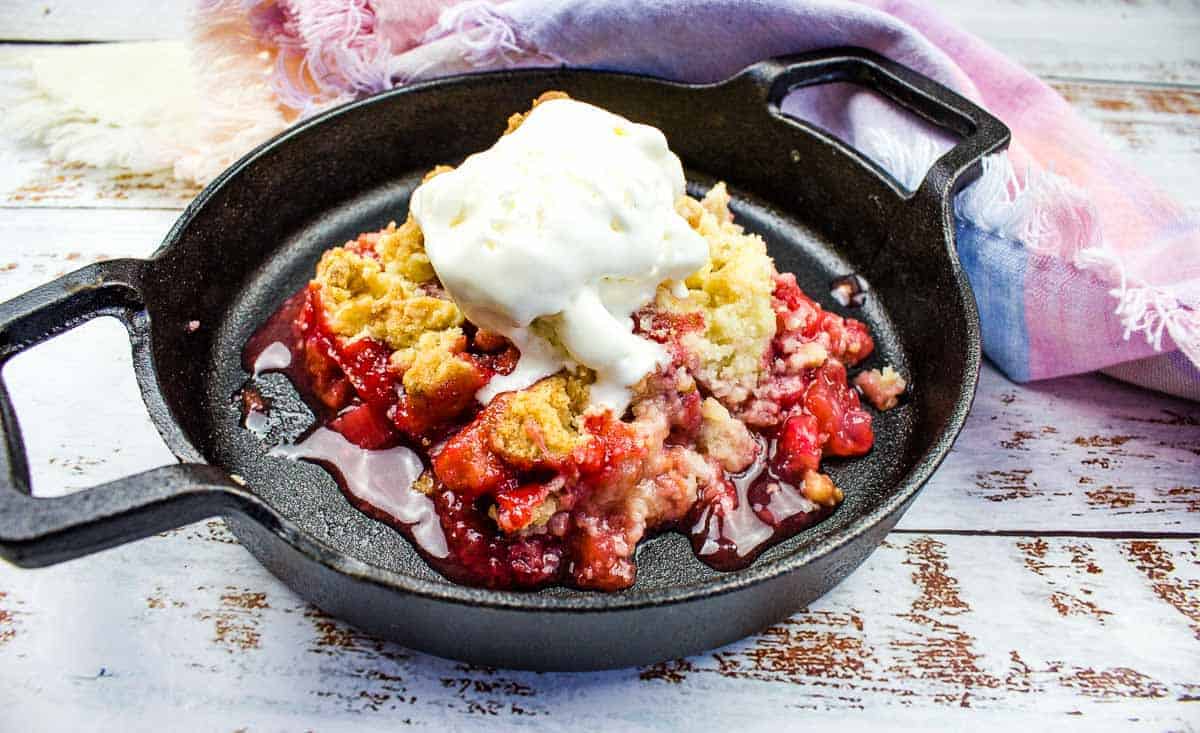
left=0, top=49, right=1009, bottom=669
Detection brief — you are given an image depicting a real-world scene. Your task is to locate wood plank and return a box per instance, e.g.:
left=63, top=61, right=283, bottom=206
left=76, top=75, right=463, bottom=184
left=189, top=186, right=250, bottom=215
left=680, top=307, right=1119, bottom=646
left=903, top=365, right=1200, bottom=533
left=0, top=209, right=180, bottom=495
left=1049, top=79, right=1200, bottom=217
left=932, top=0, right=1200, bottom=85
left=0, top=531, right=1195, bottom=728
left=1, top=207, right=1196, bottom=528
left=0, top=0, right=185, bottom=42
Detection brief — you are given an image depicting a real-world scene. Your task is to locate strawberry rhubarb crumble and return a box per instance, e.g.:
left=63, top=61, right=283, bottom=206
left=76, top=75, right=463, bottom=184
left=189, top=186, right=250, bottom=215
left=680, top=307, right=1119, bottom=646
left=242, top=93, right=905, bottom=591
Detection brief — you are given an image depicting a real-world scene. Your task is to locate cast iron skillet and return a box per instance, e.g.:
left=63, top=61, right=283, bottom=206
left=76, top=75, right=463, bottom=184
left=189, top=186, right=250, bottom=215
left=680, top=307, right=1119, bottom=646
left=0, top=48, right=1008, bottom=671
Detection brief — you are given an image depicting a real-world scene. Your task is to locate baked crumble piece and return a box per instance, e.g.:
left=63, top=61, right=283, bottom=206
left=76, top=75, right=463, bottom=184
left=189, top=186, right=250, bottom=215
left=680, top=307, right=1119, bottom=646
left=247, top=92, right=906, bottom=591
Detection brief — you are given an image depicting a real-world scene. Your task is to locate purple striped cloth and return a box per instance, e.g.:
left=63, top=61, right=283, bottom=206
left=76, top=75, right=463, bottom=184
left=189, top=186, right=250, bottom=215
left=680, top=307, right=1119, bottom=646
left=205, top=0, right=1200, bottom=399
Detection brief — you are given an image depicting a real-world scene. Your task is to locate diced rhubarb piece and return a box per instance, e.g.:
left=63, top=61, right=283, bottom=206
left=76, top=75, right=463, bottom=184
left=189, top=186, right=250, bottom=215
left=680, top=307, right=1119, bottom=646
left=817, top=310, right=874, bottom=366
left=634, top=307, right=706, bottom=365
left=303, top=334, right=351, bottom=411
left=773, top=273, right=874, bottom=366
left=493, top=482, right=552, bottom=533
left=772, top=412, right=822, bottom=482
left=328, top=403, right=399, bottom=450
left=336, top=336, right=397, bottom=407
left=574, top=412, right=645, bottom=490
left=804, top=360, right=874, bottom=456
left=569, top=514, right=637, bottom=591
left=435, top=487, right=564, bottom=588
left=431, top=417, right=514, bottom=498
left=854, top=366, right=907, bottom=410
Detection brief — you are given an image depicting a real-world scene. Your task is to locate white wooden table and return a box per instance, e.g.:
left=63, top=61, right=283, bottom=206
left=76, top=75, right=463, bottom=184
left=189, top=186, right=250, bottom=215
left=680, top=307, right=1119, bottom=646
left=0, top=2, right=1197, bottom=730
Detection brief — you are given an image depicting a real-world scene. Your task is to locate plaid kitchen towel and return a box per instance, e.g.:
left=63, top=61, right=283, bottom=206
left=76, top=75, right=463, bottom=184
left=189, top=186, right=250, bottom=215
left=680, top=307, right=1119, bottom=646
left=9, top=0, right=1199, bottom=399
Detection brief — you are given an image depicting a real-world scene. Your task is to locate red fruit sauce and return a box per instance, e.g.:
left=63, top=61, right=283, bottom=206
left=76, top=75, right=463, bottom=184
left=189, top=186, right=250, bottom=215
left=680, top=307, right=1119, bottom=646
left=241, top=276, right=877, bottom=591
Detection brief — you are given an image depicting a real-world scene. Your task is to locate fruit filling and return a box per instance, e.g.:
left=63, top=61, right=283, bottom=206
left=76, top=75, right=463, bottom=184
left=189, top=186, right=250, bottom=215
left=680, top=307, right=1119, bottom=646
left=242, top=92, right=905, bottom=591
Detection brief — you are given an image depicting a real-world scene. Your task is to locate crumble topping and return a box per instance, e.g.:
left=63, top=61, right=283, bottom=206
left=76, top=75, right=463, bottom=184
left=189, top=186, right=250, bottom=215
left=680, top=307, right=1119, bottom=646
left=390, top=329, right=475, bottom=402
left=697, top=397, right=758, bottom=474
left=314, top=218, right=462, bottom=350
left=854, top=366, right=908, bottom=411
left=259, top=91, right=908, bottom=591
left=488, top=374, right=589, bottom=468
left=504, top=90, right=570, bottom=134
left=654, top=183, right=777, bottom=405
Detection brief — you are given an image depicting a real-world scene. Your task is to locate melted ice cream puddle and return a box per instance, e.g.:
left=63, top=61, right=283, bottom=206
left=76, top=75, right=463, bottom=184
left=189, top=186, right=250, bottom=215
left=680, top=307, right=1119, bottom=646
left=271, top=428, right=447, bottom=558
left=410, top=98, right=708, bottom=413
left=252, top=341, right=292, bottom=375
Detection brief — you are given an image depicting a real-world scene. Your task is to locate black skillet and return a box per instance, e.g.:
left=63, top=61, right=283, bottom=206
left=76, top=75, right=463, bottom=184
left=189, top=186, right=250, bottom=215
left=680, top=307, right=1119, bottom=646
left=0, top=48, right=1008, bottom=671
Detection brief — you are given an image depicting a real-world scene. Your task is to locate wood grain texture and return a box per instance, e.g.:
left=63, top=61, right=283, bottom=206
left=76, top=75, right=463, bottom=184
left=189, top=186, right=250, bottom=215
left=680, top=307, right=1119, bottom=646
left=0, top=0, right=186, bottom=42
left=906, top=367, right=1200, bottom=533
left=1049, top=79, right=1200, bottom=216
left=0, top=528, right=1196, bottom=730
left=934, top=0, right=1200, bottom=85
left=0, top=2, right=1198, bottom=730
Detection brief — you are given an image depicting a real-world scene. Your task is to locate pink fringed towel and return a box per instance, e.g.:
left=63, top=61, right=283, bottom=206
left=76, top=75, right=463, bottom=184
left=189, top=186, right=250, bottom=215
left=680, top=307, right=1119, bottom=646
left=11, top=0, right=1200, bottom=399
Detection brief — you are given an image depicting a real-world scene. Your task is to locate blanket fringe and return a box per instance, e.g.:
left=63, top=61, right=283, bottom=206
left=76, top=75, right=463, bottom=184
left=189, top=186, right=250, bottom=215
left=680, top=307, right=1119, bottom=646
left=422, top=0, right=563, bottom=71
left=1074, top=246, right=1200, bottom=366
left=1, top=42, right=193, bottom=173
left=182, top=0, right=292, bottom=183
left=863, top=125, right=1196, bottom=367
left=423, top=1, right=525, bottom=65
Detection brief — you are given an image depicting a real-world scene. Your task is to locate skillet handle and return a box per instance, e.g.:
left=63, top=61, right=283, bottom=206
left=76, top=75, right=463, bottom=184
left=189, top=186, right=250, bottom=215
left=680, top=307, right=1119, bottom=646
left=743, top=47, right=1010, bottom=208
left=0, top=260, right=261, bottom=567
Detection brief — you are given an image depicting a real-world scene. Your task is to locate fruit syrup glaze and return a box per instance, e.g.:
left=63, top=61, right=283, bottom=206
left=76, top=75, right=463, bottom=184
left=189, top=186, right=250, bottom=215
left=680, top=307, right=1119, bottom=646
left=240, top=254, right=876, bottom=591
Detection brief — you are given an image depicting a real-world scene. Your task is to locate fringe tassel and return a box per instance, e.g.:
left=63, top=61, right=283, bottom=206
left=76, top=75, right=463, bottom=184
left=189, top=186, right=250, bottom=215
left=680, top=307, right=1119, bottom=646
left=863, top=125, right=1196, bottom=366
left=2, top=42, right=195, bottom=173
left=421, top=0, right=563, bottom=70
left=423, top=1, right=525, bottom=64
left=179, top=0, right=292, bottom=183
left=1074, top=245, right=1200, bottom=365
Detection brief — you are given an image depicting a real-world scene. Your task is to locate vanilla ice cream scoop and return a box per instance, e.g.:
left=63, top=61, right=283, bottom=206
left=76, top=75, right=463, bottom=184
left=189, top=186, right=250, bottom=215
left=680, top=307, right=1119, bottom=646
left=410, top=98, right=708, bottom=413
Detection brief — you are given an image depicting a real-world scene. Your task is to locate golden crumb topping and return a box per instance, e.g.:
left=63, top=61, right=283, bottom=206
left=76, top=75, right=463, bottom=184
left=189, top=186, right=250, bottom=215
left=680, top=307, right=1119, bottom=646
left=314, top=218, right=463, bottom=350
left=377, top=216, right=437, bottom=282
left=802, top=470, right=843, bottom=508
left=504, top=90, right=571, bottom=135
left=657, top=183, right=777, bottom=403
left=488, top=375, right=590, bottom=467
left=697, top=397, right=758, bottom=473
left=391, top=329, right=476, bottom=400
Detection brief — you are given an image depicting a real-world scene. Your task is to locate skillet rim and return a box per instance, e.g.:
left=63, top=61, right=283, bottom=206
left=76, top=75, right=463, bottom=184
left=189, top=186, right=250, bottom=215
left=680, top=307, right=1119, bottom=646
left=149, top=59, right=983, bottom=613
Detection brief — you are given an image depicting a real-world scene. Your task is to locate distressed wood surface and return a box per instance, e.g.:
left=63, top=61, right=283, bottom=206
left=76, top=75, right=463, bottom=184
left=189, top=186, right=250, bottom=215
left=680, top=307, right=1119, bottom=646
left=935, top=0, right=1200, bottom=85
left=1, top=528, right=1197, bottom=730
left=0, top=0, right=187, bottom=42
left=0, top=1, right=1198, bottom=730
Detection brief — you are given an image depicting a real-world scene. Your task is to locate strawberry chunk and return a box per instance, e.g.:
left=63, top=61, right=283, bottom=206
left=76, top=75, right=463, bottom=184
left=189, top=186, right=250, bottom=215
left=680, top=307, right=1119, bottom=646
left=772, top=412, right=822, bottom=482
left=804, top=360, right=874, bottom=456
left=493, top=482, right=553, bottom=533
left=432, top=416, right=514, bottom=498
left=336, top=336, right=396, bottom=408
left=328, top=403, right=399, bottom=450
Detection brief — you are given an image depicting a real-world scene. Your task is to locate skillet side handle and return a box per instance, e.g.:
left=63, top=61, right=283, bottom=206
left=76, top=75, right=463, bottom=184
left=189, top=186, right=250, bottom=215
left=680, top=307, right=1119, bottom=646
left=742, top=47, right=1011, bottom=209
left=0, top=260, right=262, bottom=567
